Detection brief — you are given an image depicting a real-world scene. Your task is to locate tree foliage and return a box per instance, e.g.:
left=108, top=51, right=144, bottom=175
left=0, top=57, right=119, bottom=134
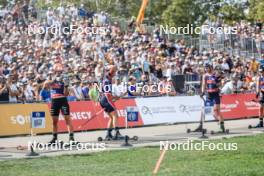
left=0, top=0, right=7, bottom=6
left=1, top=0, right=262, bottom=25
left=161, top=0, right=204, bottom=27
left=218, top=3, right=246, bottom=24
left=248, top=0, right=264, bottom=21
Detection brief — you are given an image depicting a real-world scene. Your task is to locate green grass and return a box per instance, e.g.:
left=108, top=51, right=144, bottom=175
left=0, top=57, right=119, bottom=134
left=1, top=134, right=264, bottom=176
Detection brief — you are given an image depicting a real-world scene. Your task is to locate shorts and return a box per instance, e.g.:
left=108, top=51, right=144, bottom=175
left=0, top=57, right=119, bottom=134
left=207, top=92, right=221, bottom=105
left=99, top=95, right=116, bottom=113
left=50, top=97, right=70, bottom=117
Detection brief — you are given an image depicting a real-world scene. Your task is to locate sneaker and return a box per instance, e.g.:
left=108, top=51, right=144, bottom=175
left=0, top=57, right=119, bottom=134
left=69, top=136, right=75, bottom=141
left=114, top=130, right=123, bottom=140
left=105, top=133, right=113, bottom=140
left=48, top=138, right=58, bottom=146
left=218, top=121, right=225, bottom=132
left=69, top=139, right=80, bottom=146
left=220, top=125, right=225, bottom=133
left=252, top=123, right=263, bottom=128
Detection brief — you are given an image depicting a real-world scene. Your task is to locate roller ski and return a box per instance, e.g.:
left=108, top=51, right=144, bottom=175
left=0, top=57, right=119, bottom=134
left=248, top=120, right=263, bottom=129
left=187, top=124, right=207, bottom=134
left=98, top=135, right=113, bottom=142
left=210, top=129, right=230, bottom=135
left=98, top=130, right=138, bottom=142
left=97, top=135, right=138, bottom=142
left=97, top=134, right=125, bottom=142
left=113, top=130, right=138, bottom=141
left=97, top=135, right=124, bottom=142
left=97, top=128, right=122, bottom=141
left=98, top=129, right=114, bottom=141
left=211, top=122, right=229, bottom=135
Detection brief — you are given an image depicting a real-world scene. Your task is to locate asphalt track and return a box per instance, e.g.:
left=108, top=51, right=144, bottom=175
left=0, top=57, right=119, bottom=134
left=0, top=118, right=263, bottom=161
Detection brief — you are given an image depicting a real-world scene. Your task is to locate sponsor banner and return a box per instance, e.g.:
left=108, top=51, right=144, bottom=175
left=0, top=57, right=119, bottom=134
left=135, top=96, right=211, bottom=125
left=126, top=106, right=139, bottom=122
left=221, top=93, right=259, bottom=119
left=31, top=112, right=46, bottom=129
left=53, top=99, right=144, bottom=132
left=0, top=104, right=52, bottom=136
left=0, top=93, right=259, bottom=136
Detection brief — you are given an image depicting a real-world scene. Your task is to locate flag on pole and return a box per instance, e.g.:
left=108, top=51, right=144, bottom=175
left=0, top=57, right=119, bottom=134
left=136, top=0, right=149, bottom=26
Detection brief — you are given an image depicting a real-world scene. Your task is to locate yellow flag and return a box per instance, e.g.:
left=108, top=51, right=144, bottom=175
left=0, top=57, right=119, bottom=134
left=136, top=0, right=149, bottom=26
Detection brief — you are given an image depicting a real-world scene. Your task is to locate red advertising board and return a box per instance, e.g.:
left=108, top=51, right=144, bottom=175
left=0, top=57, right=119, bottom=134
left=46, top=94, right=259, bottom=133
left=221, top=93, right=259, bottom=119
left=48, top=99, right=144, bottom=133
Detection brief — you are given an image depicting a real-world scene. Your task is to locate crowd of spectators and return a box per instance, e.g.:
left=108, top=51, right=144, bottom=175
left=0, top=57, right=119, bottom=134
left=0, top=1, right=263, bottom=103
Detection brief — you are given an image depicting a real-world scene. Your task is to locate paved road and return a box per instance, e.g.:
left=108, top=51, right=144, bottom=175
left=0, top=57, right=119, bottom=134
left=0, top=118, right=263, bottom=160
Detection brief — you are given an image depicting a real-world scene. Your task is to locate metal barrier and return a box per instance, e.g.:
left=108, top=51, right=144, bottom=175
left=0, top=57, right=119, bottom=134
left=184, top=74, right=201, bottom=95
left=199, top=32, right=262, bottom=58
left=184, top=74, right=200, bottom=82
left=33, top=8, right=263, bottom=58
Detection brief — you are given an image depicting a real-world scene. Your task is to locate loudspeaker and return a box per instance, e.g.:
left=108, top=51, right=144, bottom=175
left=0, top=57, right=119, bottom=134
left=171, top=75, right=185, bottom=92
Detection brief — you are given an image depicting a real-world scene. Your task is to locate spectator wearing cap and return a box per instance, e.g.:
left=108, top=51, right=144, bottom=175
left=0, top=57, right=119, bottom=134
left=78, top=4, right=87, bottom=18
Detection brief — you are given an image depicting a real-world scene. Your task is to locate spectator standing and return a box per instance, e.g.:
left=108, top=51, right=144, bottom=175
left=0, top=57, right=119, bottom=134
left=249, top=57, right=259, bottom=75
left=40, top=81, right=51, bottom=102
left=71, top=79, right=84, bottom=101
left=0, top=77, right=9, bottom=102
left=8, top=75, right=20, bottom=103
